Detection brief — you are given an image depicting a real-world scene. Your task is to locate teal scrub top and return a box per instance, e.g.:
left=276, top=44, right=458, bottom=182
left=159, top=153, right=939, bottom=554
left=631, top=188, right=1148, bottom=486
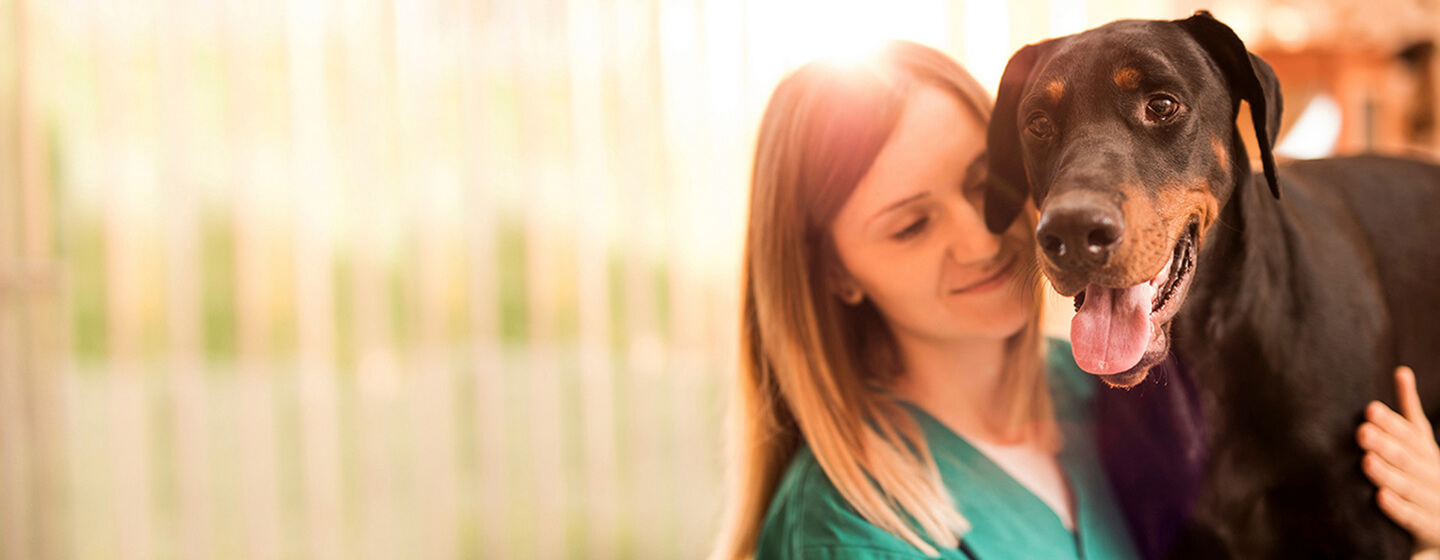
left=754, top=339, right=1140, bottom=560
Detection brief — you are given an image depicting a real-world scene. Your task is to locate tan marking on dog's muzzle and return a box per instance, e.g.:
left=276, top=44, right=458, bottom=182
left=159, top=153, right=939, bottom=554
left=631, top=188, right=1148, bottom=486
left=1211, top=135, right=1227, bottom=171
left=1156, top=180, right=1220, bottom=246
left=1104, top=181, right=1218, bottom=290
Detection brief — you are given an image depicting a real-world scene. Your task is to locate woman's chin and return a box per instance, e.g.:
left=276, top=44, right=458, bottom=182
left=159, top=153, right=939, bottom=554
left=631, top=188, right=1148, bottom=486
left=952, top=296, right=1030, bottom=336
left=950, top=306, right=1029, bottom=340
left=990, top=312, right=1031, bottom=339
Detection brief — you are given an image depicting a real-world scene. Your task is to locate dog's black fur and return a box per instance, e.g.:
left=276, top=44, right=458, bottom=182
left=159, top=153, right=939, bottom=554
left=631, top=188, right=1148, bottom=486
left=984, top=12, right=1440, bottom=559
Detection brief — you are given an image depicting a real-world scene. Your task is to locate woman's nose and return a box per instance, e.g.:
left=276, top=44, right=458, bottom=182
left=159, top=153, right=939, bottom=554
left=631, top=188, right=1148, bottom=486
left=946, top=202, right=1002, bottom=265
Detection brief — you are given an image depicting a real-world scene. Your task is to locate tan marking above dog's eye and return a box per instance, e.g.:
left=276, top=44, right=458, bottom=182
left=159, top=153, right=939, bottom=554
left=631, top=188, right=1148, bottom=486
left=1113, top=67, right=1142, bottom=90
left=1045, top=81, right=1065, bottom=104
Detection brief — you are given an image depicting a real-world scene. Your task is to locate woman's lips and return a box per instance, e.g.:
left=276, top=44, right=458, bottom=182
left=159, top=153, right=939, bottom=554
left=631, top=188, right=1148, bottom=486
left=950, top=256, right=1019, bottom=294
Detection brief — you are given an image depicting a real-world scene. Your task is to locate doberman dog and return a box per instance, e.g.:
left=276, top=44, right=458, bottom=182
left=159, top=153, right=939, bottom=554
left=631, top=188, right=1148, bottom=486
left=983, top=11, right=1440, bottom=560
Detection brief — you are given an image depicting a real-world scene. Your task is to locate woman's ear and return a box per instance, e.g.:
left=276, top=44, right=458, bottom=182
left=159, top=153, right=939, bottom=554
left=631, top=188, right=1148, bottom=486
left=828, top=266, right=865, bottom=305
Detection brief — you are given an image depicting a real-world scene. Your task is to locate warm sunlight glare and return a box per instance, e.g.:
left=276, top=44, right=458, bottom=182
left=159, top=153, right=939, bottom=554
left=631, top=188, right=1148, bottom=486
left=746, top=0, right=950, bottom=76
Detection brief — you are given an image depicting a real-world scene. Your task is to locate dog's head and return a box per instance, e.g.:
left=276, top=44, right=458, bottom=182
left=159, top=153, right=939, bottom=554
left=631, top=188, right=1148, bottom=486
left=985, top=11, right=1282, bottom=387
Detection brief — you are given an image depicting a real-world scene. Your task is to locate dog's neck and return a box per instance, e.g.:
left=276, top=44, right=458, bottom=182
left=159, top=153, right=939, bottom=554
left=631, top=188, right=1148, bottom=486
left=1173, top=168, right=1301, bottom=389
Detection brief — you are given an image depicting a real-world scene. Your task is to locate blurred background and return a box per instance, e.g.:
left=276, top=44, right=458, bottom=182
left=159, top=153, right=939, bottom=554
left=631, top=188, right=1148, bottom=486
left=0, top=0, right=1435, bottom=559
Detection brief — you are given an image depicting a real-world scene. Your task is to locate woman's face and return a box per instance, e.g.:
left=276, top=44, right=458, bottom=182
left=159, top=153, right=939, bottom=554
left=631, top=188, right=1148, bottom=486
left=830, top=85, right=1031, bottom=346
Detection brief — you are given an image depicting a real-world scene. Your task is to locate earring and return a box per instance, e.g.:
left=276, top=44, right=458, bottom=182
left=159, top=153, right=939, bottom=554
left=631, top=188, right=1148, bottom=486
left=841, top=287, right=864, bottom=305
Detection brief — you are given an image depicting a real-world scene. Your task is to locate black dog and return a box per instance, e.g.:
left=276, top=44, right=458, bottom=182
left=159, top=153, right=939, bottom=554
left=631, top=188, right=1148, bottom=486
left=983, top=11, right=1440, bottom=560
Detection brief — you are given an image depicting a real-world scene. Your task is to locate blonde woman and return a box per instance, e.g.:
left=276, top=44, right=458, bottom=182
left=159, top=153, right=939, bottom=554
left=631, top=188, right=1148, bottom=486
left=713, top=41, right=1440, bottom=559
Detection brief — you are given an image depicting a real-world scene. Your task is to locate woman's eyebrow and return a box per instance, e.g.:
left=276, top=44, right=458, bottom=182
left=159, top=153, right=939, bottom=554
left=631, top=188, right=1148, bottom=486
left=880, top=191, right=929, bottom=213
left=864, top=191, right=933, bottom=227
left=872, top=192, right=931, bottom=223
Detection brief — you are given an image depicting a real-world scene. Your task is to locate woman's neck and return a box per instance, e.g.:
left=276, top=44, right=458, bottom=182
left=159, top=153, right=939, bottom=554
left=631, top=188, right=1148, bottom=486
left=888, top=334, right=1028, bottom=444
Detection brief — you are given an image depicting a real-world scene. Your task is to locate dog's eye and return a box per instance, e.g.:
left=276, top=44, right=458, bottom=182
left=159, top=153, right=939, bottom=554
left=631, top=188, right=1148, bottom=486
left=1026, top=115, right=1055, bottom=139
left=1146, top=96, right=1180, bottom=121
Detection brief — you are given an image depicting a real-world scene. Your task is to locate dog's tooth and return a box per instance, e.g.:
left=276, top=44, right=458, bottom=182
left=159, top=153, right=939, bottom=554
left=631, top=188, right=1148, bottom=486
left=1151, top=255, right=1174, bottom=287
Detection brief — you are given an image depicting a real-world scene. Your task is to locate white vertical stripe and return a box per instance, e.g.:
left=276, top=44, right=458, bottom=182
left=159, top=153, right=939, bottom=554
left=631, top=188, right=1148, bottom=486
left=397, top=1, right=459, bottom=556
left=285, top=0, right=345, bottom=558
left=226, top=0, right=281, bottom=557
left=94, top=0, right=153, bottom=555
left=518, top=0, right=568, bottom=553
left=156, top=0, right=212, bottom=558
left=461, top=0, right=509, bottom=555
left=567, top=0, right=619, bottom=557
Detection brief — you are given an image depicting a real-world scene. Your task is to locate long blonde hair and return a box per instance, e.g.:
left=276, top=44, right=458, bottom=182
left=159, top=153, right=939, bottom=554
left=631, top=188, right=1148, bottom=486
left=711, top=41, right=1050, bottom=559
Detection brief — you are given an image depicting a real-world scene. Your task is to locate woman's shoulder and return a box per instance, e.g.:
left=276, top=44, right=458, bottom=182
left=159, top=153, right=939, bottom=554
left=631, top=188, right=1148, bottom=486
left=755, top=445, right=944, bottom=559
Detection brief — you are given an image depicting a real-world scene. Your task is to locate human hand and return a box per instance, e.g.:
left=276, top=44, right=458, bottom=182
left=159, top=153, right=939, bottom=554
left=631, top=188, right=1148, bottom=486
left=1357, top=366, right=1440, bottom=555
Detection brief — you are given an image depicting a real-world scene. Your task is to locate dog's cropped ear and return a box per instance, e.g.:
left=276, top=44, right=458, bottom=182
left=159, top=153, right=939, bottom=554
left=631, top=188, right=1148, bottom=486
left=986, top=40, right=1057, bottom=233
left=1176, top=10, right=1284, bottom=199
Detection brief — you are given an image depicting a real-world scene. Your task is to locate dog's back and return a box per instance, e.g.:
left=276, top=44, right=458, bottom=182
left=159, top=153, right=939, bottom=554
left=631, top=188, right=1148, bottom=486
left=1236, top=154, right=1440, bottom=411
left=1289, top=156, right=1440, bottom=416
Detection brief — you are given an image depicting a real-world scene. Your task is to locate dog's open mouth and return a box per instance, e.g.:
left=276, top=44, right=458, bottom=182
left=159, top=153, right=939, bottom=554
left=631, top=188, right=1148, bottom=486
left=1069, top=221, right=1198, bottom=386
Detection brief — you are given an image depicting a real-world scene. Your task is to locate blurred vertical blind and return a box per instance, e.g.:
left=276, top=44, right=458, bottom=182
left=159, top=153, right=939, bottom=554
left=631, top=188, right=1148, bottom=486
left=0, top=0, right=1203, bottom=558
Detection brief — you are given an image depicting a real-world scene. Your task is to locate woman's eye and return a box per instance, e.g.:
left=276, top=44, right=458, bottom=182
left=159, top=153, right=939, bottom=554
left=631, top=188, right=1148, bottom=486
left=1025, top=115, right=1054, bottom=139
left=894, top=217, right=929, bottom=240
left=1146, top=95, right=1180, bottom=121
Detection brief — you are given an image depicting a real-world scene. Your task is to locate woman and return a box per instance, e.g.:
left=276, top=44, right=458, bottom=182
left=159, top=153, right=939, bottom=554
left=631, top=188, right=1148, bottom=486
left=711, top=40, right=1440, bottom=559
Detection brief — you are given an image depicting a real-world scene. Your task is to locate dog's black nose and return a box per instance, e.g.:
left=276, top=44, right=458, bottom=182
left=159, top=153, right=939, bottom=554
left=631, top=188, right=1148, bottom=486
left=1036, top=195, right=1124, bottom=269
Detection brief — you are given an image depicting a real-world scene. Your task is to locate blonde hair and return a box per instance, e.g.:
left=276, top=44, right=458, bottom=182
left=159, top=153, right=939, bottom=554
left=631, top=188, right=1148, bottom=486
left=711, top=41, right=1051, bottom=559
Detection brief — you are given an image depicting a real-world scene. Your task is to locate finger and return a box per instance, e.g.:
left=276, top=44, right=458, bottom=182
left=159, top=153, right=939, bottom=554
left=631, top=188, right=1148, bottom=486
left=1377, top=488, right=1440, bottom=550
left=1363, top=452, right=1415, bottom=499
left=1376, top=488, right=1427, bottom=537
left=1364, top=453, right=1440, bottom=528
left=1395, top=366, right=1432, bottom=433
left=1367, top=401, right=1420, bottom=442
left=1358, top=423, right=1418, bottom=474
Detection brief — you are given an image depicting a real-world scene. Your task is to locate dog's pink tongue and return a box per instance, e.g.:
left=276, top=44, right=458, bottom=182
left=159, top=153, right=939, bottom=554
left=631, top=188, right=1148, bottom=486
left=1071, top=283, right=1155, bottom=375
